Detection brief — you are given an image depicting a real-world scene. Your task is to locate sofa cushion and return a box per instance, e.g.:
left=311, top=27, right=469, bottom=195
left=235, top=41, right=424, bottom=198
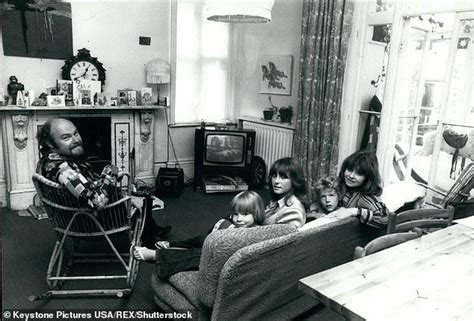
left=151, top=271, right=211, bottom=320
left=151, top=270, right=200, bottom=310
left=197, top=224, right=296, bottom=308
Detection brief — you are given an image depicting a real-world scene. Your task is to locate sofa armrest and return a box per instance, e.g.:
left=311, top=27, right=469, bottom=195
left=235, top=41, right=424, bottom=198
left=197, top=224, right=297, bottom=308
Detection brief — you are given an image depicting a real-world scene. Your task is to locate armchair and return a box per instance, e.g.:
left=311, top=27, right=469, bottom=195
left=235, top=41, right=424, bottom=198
left=30, top=172, right=145, bottom=300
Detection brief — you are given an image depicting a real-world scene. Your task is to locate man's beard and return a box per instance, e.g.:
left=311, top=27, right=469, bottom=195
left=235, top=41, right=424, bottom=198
left=71, top=145, right=85, bottom=157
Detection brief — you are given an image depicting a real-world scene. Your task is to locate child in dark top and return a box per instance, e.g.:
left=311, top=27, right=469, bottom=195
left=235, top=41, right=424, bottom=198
left=132, top=191, right=265, bottom=278
left=324, top=151, right=389, bottom=229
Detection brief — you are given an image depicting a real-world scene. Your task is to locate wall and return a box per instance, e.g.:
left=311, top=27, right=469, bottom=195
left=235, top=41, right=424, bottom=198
left=0, top=0, right=305, bottom=204
left=0, top=1, right=170, bottom=96
left=234, top=0, right=303, bottom=119
left=0, top=1, right=173, bottom=192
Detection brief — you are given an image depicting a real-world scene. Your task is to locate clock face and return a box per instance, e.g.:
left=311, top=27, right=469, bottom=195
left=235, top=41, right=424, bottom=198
left=69, top=61, right=99, bottom=81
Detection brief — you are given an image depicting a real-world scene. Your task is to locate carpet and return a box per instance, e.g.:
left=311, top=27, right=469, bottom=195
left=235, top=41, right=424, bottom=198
left=1, top=185, right=269, bottom=310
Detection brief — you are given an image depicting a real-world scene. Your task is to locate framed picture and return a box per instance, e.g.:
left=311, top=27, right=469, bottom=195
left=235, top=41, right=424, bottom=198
left=141, top=87, right=153, bottom=105
left=81, top=89, right=92, bottom=106
left=96, top=93, right=108, bottom=106
left=73, top=79, right=101, bottom=104
left=117, top=90, right=128, bottom=106
left=259, top=55, right=293, bottom=95
left=47, top=95, right=66, bottom=107
left=57, top=80, right=73, bottom=102
left=127, top=90, right=137, bottom=106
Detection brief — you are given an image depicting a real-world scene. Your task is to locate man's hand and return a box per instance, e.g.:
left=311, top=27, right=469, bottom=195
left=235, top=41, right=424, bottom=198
left=131, top=195, right=144, bottom=211
left=326, top=207, right=358, bottom=220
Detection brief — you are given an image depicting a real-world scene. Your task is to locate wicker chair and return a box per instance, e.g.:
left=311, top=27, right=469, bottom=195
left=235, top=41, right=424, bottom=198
left=30, top=172, right=146, bottom=300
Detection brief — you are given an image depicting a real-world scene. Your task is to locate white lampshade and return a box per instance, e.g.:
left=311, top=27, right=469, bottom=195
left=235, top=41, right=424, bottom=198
left=145, top=58, right=170, bottom=84
left=205, top=0, right=274, bottom=23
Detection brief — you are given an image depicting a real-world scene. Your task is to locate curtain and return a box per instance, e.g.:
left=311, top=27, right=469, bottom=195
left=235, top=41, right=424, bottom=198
left=294, top=0, right=353, bottom=202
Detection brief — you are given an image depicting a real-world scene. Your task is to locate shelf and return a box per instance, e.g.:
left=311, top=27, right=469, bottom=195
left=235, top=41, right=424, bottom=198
left=239, top=116, right=295, bottom=130
left=0, top=105, right=165, bottom=112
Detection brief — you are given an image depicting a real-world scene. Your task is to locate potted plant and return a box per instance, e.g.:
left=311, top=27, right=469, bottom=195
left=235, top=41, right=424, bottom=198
left=263, top=108, right=274, bottom=120
left=279, top=105, right=293, bottom=123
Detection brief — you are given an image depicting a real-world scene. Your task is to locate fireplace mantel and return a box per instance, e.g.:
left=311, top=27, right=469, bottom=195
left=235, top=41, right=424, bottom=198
left=0, top=105, right=162, bottom=111
left=0, top=106, right=164, bottom=210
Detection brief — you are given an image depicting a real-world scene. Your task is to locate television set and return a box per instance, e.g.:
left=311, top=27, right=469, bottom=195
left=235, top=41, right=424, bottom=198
left=194, top=127, right=256, bottom=190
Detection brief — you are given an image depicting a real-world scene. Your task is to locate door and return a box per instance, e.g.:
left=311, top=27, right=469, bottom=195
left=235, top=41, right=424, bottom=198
left=388, top=11, right=473, bottom=205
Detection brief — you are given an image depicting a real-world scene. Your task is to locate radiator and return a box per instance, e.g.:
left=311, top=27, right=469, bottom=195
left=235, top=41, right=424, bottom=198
left=241, top=120, right=294, bottom=175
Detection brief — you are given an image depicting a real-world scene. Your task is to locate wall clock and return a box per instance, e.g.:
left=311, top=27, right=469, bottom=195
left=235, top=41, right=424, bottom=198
left=61, top=48, right=106, bottom=85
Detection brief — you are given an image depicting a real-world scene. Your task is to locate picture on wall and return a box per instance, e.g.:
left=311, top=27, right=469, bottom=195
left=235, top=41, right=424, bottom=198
left=2, top=1, right=73, bottom=59
left=259, top=55, right=293, bottom=95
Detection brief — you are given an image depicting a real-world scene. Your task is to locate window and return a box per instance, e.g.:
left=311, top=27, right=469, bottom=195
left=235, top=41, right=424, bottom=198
left=173, top=0, right=233, bottom=124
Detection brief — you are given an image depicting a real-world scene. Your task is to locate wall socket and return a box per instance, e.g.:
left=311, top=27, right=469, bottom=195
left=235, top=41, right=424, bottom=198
left=139, top=36, right=151, bottom=46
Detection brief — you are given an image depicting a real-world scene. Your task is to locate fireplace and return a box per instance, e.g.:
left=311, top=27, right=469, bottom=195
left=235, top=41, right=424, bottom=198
left=69, top=117, right=112, bottom=173
left=0, top=106, right=160, bottom=210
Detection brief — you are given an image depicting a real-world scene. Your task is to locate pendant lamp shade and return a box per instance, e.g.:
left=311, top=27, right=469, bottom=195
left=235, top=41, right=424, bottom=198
left=205, top=0, right=274, bottom=23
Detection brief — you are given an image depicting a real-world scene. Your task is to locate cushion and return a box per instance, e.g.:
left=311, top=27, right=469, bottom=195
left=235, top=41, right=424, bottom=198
left=151, top=271, right=211, bottom=319
left=197, top=224, right=296, bottom=308
left=151, top=271, right=199, bottom=311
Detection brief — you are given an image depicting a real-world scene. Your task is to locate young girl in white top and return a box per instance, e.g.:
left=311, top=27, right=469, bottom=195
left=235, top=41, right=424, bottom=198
left=263, top=157, right=307, bottom=228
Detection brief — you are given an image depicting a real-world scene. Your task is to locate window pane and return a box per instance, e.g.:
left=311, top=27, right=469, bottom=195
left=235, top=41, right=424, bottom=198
left=175, top=1, right=230, bottom=123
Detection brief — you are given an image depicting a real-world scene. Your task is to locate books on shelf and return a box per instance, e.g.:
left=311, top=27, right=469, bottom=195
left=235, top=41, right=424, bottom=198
left=203, top=175, right=248, bottom=193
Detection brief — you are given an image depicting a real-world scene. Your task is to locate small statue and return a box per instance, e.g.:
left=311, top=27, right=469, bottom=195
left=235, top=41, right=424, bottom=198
left=7, top=76, right=25, bottom=105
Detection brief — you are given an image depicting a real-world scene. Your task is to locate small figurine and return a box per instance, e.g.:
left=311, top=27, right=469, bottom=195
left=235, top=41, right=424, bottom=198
left=7, top=76, right=25, bottom=105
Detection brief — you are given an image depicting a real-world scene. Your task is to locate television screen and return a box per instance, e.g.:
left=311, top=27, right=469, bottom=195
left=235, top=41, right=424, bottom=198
left=205, top=134, right=245, bottom=164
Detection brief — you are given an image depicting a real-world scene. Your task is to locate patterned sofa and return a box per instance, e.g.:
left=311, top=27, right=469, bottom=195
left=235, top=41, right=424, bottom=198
left=151, top=217, right=381, bottom=320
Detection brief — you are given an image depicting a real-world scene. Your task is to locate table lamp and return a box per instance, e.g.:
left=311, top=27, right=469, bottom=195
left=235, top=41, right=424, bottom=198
left=145, top=58, right=170, bottom=105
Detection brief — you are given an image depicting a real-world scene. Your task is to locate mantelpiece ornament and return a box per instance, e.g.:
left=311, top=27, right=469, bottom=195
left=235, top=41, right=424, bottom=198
left=11, top=114, right=28, bottom=150
left=140, top=111, right=153, bottom=143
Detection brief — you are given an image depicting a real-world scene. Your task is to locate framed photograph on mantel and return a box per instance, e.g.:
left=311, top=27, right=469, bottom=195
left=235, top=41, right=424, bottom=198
left=259, top=55, right=293, bottom=95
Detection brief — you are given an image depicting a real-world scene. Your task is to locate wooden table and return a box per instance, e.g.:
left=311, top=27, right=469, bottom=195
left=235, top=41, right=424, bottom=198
left=299, top=223, right=474, bottom=321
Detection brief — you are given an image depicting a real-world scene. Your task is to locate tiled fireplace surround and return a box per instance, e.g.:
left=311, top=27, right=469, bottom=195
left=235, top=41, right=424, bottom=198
left=0, top=106, right=160, bottom=210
